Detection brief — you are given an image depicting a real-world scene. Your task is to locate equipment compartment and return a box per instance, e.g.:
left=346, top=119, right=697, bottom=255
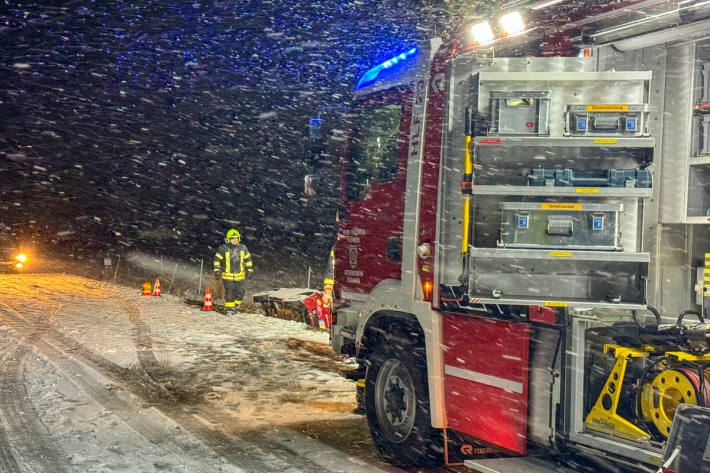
left=528, top=168, right=651, bottom=188
left=499, top=202, right=623, bottom=250
left=701, top=115, right=710, bottom=155
left=564, top=104, right=650, bottom=137
left=466, top=249, right=647, bottom=305
left=700, top=62, right=710, bottom=105
left=488, top=90, right=550, bottom=136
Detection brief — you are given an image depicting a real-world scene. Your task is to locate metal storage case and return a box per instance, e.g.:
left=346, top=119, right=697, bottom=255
left=488, top=90, right=550, bottom=135
left=701, top=62, right=710, bottom=104
left=528, top=168, right=652, bottom=188
left=564, top=104, right=650, bottom=136
left=499, top=202, right=623, bottom=250
left=701, top=115, right=710, bottom=155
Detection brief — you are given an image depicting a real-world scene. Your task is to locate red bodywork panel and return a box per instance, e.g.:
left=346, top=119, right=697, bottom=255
left=336, top=92, right=412, bottom=299
left=416, top=49, right=448, bottom=306
left=443, top=312, right=530, bottom=454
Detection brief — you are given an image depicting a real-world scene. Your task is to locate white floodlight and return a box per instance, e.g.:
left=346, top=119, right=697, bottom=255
left=500, top=11, right=526, bottom=36
left=471, top=22, right=494, bottom=44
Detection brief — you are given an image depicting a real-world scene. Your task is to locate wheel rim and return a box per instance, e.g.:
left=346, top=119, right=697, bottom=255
left=374, top=358, right=416, bottom=442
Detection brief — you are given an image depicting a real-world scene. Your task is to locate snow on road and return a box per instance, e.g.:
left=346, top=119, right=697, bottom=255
left=0, top=273, right=396, bottom=473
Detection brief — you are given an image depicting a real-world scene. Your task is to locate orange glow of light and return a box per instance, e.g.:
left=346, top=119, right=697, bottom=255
left=423, top=280, right=433, bottom=298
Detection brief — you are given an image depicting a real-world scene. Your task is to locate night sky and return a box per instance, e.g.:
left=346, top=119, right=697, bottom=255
left=0, top=0, right=456, bottom=274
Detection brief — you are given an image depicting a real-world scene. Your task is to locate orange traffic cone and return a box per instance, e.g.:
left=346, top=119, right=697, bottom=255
left=152, top=278, right=161, bottom=296
left=142, top=282, right=152, bottom=296
left=203, top=288, right=213, bottom=311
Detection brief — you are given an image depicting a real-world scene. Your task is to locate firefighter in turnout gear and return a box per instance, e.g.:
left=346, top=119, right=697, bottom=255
left=213, top=229, right=253, bottom=314
left=322, top=246, right=334, bottom=308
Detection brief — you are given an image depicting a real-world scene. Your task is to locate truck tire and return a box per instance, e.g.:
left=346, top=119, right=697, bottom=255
left=365, top=342, right=442, bottom=467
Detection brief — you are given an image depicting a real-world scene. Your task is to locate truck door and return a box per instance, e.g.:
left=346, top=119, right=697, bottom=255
left=336, top=95, right=411, bottom=301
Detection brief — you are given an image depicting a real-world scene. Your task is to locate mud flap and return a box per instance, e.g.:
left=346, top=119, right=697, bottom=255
left=443, top=428, right=504, bottom=465
left=443, top=312, right=530, bottom=454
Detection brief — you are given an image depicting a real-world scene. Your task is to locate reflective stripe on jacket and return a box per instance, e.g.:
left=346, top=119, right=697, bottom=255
left=213, top=243, right=253, bottom=281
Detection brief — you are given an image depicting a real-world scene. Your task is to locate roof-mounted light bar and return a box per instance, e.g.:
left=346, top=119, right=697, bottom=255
left=356, top=47, right=418, bottom=90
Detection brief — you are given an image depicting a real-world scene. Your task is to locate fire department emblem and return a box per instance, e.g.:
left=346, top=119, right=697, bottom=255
left=349, top=247, right=357, bottom=268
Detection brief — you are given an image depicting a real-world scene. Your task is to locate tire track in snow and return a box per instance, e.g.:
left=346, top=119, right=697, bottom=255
left=0, top=299, right=349, bottom=472
left=0, top=339, right=23, bottom=473
left=120, top=300, right=160, bottom=371
left=0, top=302, right=223, bottom=473
left=0, top=339, right=68, bottom=473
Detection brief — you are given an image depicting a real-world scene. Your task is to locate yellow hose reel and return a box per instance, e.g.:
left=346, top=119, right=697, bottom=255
left=640, top=366, right=710, bottom=438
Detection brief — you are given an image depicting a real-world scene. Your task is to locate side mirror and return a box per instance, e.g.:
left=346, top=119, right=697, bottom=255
left=308, top=118, right=324, bottom=159
left=309, top=118, right=322, bottom=141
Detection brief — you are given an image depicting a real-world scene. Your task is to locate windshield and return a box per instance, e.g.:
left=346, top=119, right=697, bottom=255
left=345, top=103, right=403, bottom=201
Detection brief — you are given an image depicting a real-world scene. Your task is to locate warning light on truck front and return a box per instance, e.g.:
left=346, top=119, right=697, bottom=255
left=423, top=280, right=433, bottom=299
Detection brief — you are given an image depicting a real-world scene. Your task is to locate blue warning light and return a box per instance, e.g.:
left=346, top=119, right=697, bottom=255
left=356, top=47, right=418, bottom=90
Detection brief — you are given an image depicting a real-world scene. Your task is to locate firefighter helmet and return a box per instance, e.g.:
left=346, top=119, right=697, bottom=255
left=225, top=229, right=240, bottom=242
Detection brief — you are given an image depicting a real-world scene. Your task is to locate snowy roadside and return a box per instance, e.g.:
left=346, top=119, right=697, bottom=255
left=24, top=274, right=358, bottom=429
left=0, top=273, right=386, bottom=473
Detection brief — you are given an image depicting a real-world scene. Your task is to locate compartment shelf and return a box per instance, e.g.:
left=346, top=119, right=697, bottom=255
left=467, top=248, right=648, bottom=305
left=474, top=136, right=655, bottom=148
left=690, top=156, right=710, bottom=166
left=685, top=216, right=710, bottom=224
left=478, top=71, right=653, bottom=83
left=468, top=248, right=650, bottom=263
left=471, top=185, right=652, bottom=198
left=466, top=297, right=646, bottom=311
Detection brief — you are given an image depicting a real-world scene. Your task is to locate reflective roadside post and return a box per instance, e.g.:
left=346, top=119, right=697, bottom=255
left=103, top=256, right=111, bottom=283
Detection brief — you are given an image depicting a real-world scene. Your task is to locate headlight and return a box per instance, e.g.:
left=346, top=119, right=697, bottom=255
left=15, top=253, right=26, bottom=262
left=15, top=262, right=23, bottom=269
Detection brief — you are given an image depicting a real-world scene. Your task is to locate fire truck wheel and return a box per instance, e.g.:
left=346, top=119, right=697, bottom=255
left=365, top=342, right=442, bottom=467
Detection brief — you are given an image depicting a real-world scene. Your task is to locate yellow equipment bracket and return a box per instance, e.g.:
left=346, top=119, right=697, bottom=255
left=461, top=135, right=473, bottom=256
left=585, top=344, right=652, bottom=441
left=665, top=351, right=710, bottom=362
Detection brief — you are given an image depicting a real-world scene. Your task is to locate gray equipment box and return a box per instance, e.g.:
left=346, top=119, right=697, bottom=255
left=701, top=115, right=710, bottom=155
left=499, top=202, right=623, bottom=250
left=528, top=168, right=652, bottom=188
left=701, top=62, right=710, bottom=105
left=489, top=90, right=550, bottom=136
left=564, top=104, right=650, bottom=136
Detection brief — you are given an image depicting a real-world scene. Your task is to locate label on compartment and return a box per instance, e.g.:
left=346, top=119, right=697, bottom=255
left=540, top=203, right=583, bottom=210
left=550, top=251, right=573, bottom=257
left=544, top=301, right=568, bottom=307
left=586, top=104, right=629, bottom=111
left=594, top=138, right=618, bottom=144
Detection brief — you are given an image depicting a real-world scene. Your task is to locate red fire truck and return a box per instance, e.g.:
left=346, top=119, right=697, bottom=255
left=322, top=1, right=710, bottom=472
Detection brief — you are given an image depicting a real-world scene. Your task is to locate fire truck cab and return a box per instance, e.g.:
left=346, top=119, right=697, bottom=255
left=328, top=1, right=710, bottom=471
